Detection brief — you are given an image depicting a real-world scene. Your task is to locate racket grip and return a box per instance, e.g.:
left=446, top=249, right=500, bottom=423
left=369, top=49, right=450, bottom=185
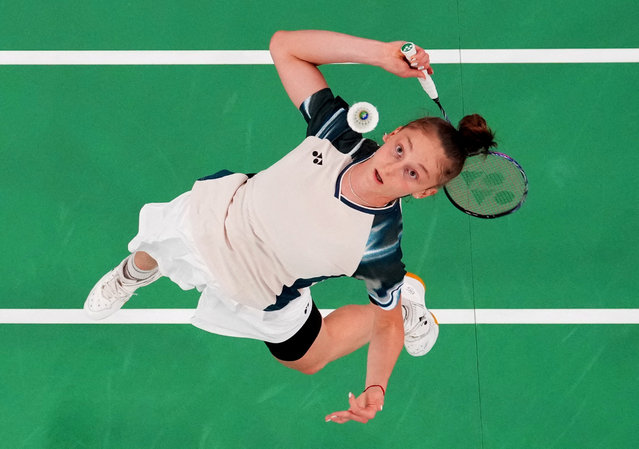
left=401, top=42, right=439, bottom=100
left=417, top=75, right=439, bottom=100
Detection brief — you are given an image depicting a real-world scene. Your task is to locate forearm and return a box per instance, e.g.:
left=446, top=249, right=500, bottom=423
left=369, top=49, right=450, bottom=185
left=270, top=29, right=405, bottom=107
left=323, top=305, right=405, bottom=424
left=365, top=311, right=405, bottom=390
left=271, top=29, right=389, bottom=68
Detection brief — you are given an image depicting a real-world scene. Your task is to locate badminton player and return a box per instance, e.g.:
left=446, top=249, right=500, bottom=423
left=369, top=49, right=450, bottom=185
left=84, top=29, right=496, bottom=424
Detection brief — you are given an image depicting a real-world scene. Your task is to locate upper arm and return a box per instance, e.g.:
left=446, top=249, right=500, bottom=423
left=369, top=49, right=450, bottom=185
left=358, top=212, right=406, bottom=311
left=270, top=31, right=329, bottom=109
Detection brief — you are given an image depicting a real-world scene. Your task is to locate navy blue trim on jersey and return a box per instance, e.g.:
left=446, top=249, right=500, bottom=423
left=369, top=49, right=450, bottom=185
left=315, top=109, right=349, bottom=140
left=301, top=88, right=406, bottom=309
left=351, top=138, right=380, bottom=160
left=264, top=275, right=340, bottom=311
left=334, top=159, right=399, bottom=215
left=354, top=208, right=406, bottom=309
left=197, top=169, right=235, bottom=181
left=369, top=282, right=403, bottom=309
left=300, top=88, right=370, bottom=155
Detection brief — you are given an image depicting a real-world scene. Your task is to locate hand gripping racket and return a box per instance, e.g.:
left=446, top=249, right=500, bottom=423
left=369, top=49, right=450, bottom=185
left=401, top=42, right=528, bottom=219
left=400, top=43, right=450, bottom=122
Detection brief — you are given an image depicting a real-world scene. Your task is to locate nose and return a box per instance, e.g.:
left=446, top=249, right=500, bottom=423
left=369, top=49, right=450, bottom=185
left=381, top=160, right=403, bottom=177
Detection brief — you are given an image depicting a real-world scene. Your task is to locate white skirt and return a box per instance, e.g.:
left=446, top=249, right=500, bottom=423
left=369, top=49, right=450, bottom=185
left=128, top=191, right=313, bottom=343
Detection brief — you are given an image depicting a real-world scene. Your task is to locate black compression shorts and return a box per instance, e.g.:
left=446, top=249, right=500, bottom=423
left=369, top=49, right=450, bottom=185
left=264, top=301, right=322, bottom=361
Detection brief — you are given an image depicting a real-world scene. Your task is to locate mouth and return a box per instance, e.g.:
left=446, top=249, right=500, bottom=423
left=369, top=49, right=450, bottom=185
left=375, top=169, right=384, bottom=184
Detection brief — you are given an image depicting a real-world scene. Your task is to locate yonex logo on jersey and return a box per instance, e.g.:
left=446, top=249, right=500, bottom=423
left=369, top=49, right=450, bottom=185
left=312, top=151, right=323, bottom=165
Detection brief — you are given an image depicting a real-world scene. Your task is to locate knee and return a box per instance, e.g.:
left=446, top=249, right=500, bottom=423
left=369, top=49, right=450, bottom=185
left=281, top=359, right=326, bottom=376
left=299, top=362, right=325, bottom=375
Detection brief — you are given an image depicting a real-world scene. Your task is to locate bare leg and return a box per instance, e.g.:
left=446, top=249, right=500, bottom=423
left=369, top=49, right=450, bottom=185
left=278, top=304, right=377, bottom=374
left=133, top=251, right=158, bottom=271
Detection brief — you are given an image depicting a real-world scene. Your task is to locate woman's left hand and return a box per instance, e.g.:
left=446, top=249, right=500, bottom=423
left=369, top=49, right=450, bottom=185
left=325, top=388, right=385, bottom=424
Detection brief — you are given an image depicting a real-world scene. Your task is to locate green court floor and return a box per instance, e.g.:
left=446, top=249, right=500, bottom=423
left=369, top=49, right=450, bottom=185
left=1, top=1, right=638, bottom=448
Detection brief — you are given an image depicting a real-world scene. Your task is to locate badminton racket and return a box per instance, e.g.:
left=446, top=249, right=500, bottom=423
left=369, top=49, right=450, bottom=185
left=401, top=42, right=528, bottom=219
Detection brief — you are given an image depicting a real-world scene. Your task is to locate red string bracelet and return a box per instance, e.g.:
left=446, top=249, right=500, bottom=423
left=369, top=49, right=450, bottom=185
left=363, top=384, right=386, bottom=396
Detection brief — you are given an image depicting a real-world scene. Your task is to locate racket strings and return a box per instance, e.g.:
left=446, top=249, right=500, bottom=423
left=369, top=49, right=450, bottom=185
left=444, top=153, right=527, bottom=217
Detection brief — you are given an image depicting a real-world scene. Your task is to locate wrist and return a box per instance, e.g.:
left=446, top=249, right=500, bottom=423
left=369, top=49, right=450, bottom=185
left=375, top=41, right=398, bottom=66
left=363, top=384, right=386, bottom=396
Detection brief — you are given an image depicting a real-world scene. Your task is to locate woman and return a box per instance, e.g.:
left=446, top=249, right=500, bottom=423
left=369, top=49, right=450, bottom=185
left=84, top=30, right=496, bottom=424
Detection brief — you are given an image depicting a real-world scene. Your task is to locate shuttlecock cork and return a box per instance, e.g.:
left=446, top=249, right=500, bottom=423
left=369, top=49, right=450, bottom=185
left=347, top=102, right=379, bottom=133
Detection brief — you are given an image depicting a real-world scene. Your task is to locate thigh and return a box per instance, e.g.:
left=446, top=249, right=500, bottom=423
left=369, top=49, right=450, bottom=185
left=275, top=303, right=376, bottom=374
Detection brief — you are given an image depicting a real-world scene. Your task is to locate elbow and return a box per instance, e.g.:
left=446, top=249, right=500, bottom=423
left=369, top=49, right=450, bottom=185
left=269, top=30, right=289, bottom=59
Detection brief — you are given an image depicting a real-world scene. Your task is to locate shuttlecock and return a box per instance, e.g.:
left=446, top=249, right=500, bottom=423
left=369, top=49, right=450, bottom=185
left=347, top=102, right=379, bottom=134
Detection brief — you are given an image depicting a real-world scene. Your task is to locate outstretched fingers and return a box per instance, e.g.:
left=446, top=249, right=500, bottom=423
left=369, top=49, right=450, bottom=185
left=325, top=391, right=384, bottom=424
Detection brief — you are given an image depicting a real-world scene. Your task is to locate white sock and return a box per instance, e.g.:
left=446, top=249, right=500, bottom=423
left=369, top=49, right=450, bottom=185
left=123, top=253, right=158, bottom=281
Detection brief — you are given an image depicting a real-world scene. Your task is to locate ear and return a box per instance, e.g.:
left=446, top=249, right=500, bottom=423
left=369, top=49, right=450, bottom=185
left=412, top=187, right=438, bottom=199
left=382, top=126, right=403, bottom=143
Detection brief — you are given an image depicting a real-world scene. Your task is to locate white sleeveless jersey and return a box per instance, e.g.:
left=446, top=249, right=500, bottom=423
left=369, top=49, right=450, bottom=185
left=189, top=89, right=406, bottom=311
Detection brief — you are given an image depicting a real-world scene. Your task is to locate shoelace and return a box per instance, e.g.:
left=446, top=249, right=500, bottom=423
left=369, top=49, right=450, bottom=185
left=101, top=271, right=138, bottom=301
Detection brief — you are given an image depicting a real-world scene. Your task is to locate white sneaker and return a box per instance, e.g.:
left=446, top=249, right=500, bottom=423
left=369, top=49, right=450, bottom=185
left=402, top=273, right=439, bottom=357
left=84, top=256, right=160, bottom=320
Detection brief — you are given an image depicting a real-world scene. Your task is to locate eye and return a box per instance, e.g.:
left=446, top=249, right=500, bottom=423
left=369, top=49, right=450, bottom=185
left=406, top=168, right=418, bottom=180
left=395, top=145, right=403, bottom=157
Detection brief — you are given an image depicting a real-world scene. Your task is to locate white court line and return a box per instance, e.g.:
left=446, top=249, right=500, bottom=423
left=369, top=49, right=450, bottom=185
left=0, top=50, right=274, bottom=65
left=0, top=49, right=638, bottom=65
left=1, top=309, right=639, bottom=324
left=459, top=48, right=639, bottom=63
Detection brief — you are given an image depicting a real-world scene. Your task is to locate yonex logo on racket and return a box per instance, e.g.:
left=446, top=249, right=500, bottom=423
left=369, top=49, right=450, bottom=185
left=444, top=152, right=528, bottom=219
left=462, top=170, right=515, bottom=206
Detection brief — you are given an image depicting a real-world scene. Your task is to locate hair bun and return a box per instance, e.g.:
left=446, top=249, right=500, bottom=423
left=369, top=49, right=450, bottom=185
left=458, top=114, right=497, bottom=155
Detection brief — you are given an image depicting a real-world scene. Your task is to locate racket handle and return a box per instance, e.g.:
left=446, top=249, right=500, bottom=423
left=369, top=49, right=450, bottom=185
left=401, top=42, right=439, bottom=100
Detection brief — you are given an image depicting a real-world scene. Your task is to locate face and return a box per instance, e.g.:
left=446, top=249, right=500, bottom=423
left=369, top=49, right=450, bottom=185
left=354, top=126, right=449, bottom=206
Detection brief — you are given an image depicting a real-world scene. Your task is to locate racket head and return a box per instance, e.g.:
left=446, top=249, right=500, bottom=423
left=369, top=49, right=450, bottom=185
left=443, top=151, right=528, bottom=219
